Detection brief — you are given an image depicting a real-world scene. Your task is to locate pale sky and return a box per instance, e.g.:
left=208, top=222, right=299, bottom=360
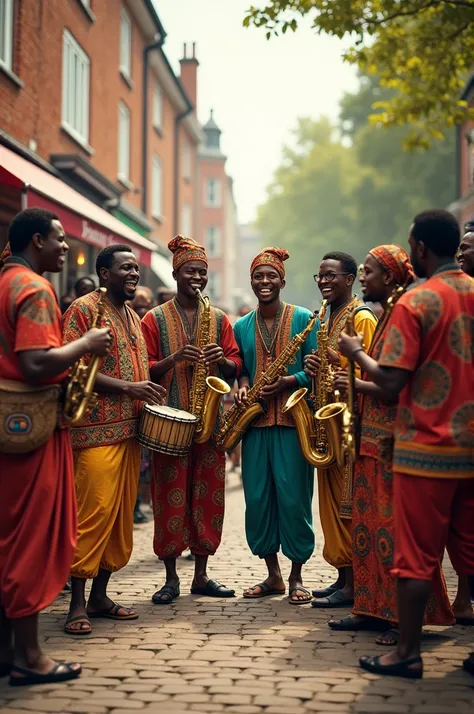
left=154, top=0, right=359, bottom=223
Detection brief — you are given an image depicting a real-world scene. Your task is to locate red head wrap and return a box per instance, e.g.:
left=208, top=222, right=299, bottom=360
left=250, top=247, right=289, bottom=280
left=369, top=244, right=415, bottom=287
left=168, top=235, right=208, bottom=271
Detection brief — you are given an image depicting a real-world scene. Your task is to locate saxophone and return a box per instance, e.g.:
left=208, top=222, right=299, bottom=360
left=191, top=289, right=231, bottom=444
left=338, top=307, right=357, bottom=467
left=282, top=299, right=345, bottom=469
left=64, top=287, right=107, bottom=425
left=216, top=309, right=318, bottom=453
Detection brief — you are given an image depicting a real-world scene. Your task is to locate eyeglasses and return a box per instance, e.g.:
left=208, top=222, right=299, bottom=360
left=313, top=272, right=351, bottom=283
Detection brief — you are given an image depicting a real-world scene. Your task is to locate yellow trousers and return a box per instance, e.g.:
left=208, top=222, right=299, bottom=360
left=71, top=439, right=140, bottom=579
left=317, top=464, right=352, bottom=569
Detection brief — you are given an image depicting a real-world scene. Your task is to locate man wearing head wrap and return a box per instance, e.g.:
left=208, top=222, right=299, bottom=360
left=329, top=245, right=453, bottom=642
left=141, top=236, right=242, bottom=603
left=234, top=248, right=317, bottom=604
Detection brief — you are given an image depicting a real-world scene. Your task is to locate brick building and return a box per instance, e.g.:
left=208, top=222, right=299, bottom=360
left=197, top=110, right=237, bottom=311
left=449, top=73, right=474, bottom=227
left=0, top=0, right=205, bottom=296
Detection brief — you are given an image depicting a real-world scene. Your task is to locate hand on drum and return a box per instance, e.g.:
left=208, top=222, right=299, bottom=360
left=202, top=343, right=225, bottom=365
left=126, top=381, right=166, bottom=405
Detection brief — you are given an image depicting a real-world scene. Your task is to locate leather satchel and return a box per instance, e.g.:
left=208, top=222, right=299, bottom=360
left=0, top=378, right=61, bottom=454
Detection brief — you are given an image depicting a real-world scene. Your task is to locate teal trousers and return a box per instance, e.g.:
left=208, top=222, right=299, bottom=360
left=241, top=426, right=315, bottom=563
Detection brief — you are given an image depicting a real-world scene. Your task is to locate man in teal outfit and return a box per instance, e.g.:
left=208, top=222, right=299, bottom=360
left=234, top=247, right=317, bottom=604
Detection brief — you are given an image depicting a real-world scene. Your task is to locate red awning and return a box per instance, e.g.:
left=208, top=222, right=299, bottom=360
left=0, top=145, right=155, bottom=266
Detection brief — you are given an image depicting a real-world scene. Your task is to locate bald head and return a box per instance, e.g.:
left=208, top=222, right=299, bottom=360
left=458, top=230, right=474, bottom=277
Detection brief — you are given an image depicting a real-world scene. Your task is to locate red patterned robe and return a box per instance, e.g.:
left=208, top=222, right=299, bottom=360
left=0, top=260, right=76, bottom=618
left=141, top=298, right=241, bottom=559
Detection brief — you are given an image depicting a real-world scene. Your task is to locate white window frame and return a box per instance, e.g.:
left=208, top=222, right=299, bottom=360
left=153, top=81, right=163, bottom=131
left=62, top=30, right=90, bottom=146
left=207, top=225, right=221, bottom=258
left=152, top=154, right=163, bottom=220
left=118, top=101, right=130, bottom=183
left=206, top=178, right=221, bottom=207
left=181, top=202, right=192, bottom=236
left=207, top=271, right=221, bottom=302
left=0, top=0, right=14, bottom=71
left=120, top=5, right=132, bottom=80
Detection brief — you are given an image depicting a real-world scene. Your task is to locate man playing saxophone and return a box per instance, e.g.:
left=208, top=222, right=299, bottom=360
left=234, top=248, right=318, bottom=604
left=305, top=251, right=377, bottom=609
left=141, top=236, right=241, bottom=604
left=62, top=245, right=165, bottom=635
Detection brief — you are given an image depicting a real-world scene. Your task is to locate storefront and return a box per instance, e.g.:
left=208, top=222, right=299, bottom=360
left=0, top=145, right=174, bottom=297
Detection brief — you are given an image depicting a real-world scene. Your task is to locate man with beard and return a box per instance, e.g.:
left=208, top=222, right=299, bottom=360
left=332, top=245, right=453, bottom=644
left=305, top=252, right=377, bottom=608
left=339, top=210, right=474, bottom=679
left=62, top=245, right=165, bottom=635
left=141, top=236, right=241, bottom=604
left=0, top=209, right=111, bottom=684
left=234, top=248, right=317, bottom=604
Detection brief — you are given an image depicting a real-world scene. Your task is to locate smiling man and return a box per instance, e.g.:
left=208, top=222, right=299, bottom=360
left=141, top=236, right=241, bottom=604
left=62, top=245, right=166, bottom=635
left=234, top=247, right=317, bottom=604
left=305, top=251, right=377, bottom=608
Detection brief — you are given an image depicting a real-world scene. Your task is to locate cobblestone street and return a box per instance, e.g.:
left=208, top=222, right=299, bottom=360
left=1, top=471, right=473, bottom=714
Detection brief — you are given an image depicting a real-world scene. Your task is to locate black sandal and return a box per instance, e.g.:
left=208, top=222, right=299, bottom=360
left=311, top=589, right=354, bottom=608
left=312, top=584, right=338, bottom=599
left=191, top=579, right=235, bottom=598
left=9, top=661, right=81, bottom=687
left=152, top=583, right=180, bottom=605
left=360, top=654, right=423, bottom=679
left=328, top=615, right=389, bottom=632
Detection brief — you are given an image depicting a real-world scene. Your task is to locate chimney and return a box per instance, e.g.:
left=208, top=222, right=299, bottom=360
left=179, top=42, right=199, bottom=111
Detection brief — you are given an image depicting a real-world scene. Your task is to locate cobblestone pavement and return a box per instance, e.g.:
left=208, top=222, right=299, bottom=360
left=1, top=470, right=473, bottom=714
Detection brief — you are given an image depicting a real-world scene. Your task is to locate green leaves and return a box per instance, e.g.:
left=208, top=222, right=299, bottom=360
left=244, top=0, right=474, bottom=147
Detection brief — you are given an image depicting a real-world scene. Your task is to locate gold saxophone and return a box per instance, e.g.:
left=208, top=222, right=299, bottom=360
left=338, top=307, right=357, bottom=467
left=191, top=289, right=231, bottom=444
left=282, top=299, right=345, bottom=469
left=64, top=287, right=107, bottom=425
left=216, top=310, right=318, bottom=453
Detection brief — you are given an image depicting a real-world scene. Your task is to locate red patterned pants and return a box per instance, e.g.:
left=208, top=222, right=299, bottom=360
left=151, top=439, right=226, bottom=559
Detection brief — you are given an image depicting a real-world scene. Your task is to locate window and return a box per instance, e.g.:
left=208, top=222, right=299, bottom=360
left=207, top=272, right=221, bottom=302
left=62, top=30, right=90, bottom=145
left=153, top=82, right=163, bottom=130
left=0, top=0, right=13, bottom=71
left=183, top=139, right=192, bottom=180
left=206, top=178, right=221, bottom=207
left=207, top=226, right=221, bottom=257
left=118, top=101, right=130, bottom=182
left=181, top=203, right=192, bottom=236
left=120, top=5, right=132, bottom=79
left=152, top=154, right=163, bottom=219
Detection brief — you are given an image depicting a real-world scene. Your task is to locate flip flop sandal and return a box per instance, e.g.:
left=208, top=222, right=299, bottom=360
left=64, top=614, right=92, bottom=635
left=88, top=603, right=138, bottom=620
left=9, top=661, right=82, bottom=687
left=243, top=582, right=286, bottom=599
left=191, top=579, right=235, bottom=598
left=152, top=583, right=180, bottom=605
left=455, top=617, right=474, bottom=626
left=359, top=654, right=423, bottom=679
left=289, top=586, right=312, bottom=605
left=376, top=628, right=400, bottom=646
left=312, top=584, right=338, bottom=599
left=462, top=654, right=474, bottom=675
left=328, top=616, right=390, bottom=631
left=311, top=589, right=354, bottom=608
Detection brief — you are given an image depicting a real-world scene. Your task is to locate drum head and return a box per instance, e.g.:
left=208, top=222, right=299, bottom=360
left=144, top=405, right=198, bottom=422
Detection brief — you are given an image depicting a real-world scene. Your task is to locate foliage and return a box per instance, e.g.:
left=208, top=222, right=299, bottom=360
left=244, top=0, right=474, bottom=148
left=256, top=76, right=456, bottom=307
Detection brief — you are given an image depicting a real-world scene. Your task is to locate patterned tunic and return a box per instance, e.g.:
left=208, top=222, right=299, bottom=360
left=62, top=290, right=149, bottom=449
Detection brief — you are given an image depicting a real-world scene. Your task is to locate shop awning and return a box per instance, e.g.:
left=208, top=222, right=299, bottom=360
left=151, top=251, right=174, bottom=289
left=0, top=145, right=156, bottom=266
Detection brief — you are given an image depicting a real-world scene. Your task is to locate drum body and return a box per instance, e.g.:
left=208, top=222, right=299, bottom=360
left=137, top=404, right=197, bottom=455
